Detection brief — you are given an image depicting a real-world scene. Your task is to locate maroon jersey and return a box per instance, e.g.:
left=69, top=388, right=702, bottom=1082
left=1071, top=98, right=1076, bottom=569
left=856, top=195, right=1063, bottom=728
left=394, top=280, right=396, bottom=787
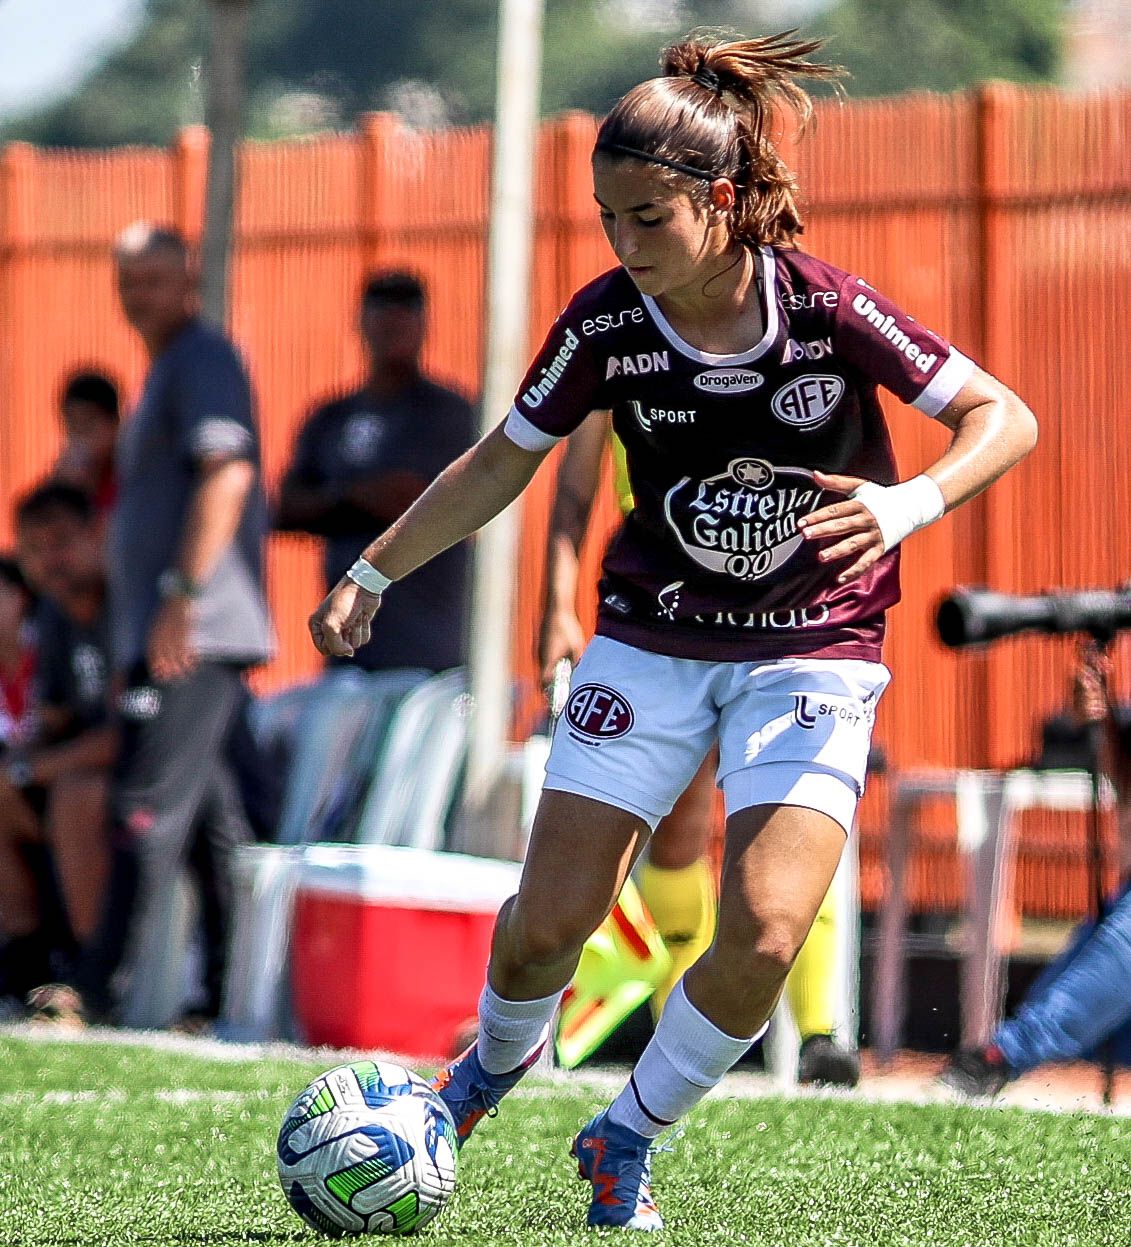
left=505, top=247, right=974, bottom=663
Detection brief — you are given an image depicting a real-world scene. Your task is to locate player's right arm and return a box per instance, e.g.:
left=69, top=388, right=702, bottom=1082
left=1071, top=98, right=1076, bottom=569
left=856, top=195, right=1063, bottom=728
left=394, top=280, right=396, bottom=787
left=309, top=423, right=549, bottom=658
left=538, top=411, right=611, bottom=685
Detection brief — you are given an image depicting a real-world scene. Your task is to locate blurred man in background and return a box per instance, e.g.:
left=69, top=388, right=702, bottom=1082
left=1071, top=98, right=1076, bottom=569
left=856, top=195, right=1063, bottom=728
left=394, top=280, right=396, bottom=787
left=940, top=644, right=1131, bottom=1096
left=276, top=271, right=476, bottom=673
left=28, top=224, right=273, bottom=1027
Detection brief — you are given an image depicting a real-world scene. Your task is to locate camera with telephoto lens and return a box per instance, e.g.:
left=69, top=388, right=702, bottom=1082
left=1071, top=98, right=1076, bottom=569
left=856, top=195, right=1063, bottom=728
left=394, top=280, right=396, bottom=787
left=935, top=585, right=1131, bottom=649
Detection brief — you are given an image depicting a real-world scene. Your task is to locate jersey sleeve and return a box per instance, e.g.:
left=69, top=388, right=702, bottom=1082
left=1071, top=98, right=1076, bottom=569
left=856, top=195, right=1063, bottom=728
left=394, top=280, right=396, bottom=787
left=174, top=335, right=258, bottom=466
left=503, top=292, right=604, bottom=451
left=832, top=274, right=975, bottom=418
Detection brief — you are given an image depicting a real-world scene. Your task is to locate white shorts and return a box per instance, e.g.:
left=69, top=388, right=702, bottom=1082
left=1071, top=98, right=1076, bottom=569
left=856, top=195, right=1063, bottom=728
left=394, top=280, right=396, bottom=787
left=544, top=637, right=890, bottom=834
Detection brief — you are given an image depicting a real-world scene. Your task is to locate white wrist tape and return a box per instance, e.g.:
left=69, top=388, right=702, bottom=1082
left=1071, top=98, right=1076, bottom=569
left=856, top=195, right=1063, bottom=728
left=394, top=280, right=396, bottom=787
left=346, top=558, right=392, bottom=596
left=851, top=475, right=946, bottom=552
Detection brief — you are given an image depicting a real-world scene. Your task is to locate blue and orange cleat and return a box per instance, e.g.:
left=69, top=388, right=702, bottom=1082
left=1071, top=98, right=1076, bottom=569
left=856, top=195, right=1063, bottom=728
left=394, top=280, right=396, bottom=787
left=571, top=1112, right=664, bottom=1231
left=430, top=1040, right=542, bottom=1148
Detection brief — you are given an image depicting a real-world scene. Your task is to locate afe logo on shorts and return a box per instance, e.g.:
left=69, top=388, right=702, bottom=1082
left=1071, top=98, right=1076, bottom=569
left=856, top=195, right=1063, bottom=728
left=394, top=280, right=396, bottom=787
left=771, top=374, right=845, bottom=430
left=566, top=684, right=635, bottom=739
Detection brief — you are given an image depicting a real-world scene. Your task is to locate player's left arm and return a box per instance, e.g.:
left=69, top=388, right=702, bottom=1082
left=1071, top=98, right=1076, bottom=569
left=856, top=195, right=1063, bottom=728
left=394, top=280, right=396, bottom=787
left=802, top=368, right=1037, bottom=584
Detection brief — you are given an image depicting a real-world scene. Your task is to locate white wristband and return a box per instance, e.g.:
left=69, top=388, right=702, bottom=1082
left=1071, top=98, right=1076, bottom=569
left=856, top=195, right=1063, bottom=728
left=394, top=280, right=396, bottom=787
left=346, top=558, right=392, bottom=596
left=851, top=475, right=946, bottom=553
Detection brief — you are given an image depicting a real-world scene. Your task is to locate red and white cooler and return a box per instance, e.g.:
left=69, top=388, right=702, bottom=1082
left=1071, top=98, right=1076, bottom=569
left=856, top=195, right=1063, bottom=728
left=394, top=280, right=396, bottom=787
left=290, top=844, right=521, bottom=1059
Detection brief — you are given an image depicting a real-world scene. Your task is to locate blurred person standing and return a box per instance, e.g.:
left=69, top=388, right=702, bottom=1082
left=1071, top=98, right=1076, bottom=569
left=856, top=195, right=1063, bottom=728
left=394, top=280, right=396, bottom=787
left=0, top=486, right=116, bottom=1015
left=51, top=370, right=120, bottom=517
left=29, top=223, right=273, bottom=1027
left=276, top=272, right=476, bottom=673
left=52, top=366, right=279, bottom=850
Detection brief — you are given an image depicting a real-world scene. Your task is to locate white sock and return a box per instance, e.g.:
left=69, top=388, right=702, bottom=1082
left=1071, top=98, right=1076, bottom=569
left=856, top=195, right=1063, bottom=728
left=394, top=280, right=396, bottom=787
left=476, top=983, right=563, bottom=1076
left=607, top=981, right=765, bottom=1138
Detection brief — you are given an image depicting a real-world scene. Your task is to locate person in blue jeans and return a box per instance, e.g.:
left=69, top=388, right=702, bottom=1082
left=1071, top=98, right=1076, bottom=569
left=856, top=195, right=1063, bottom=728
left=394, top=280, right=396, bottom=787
left=940, top=647, right=1131, bottom=1097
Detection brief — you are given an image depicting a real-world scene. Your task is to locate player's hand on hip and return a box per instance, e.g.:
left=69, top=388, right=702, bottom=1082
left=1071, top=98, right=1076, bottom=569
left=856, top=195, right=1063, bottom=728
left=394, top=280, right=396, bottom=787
left=309, top=578, right=381, bottom=658
left=799, top=470, right=886, bottom=586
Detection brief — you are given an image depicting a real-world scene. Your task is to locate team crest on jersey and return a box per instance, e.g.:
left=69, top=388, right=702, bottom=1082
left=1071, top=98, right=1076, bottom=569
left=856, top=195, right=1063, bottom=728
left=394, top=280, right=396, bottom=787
left=663, top=458, right=824, bottom=582
left=566, top=684, right=635, bottom=741
left=771, top=375, right=845, bottom=430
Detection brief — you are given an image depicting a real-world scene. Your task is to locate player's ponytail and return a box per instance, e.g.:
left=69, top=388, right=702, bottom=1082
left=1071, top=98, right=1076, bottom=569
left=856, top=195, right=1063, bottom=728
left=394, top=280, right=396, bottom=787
left=595, top=31, right=843, bottom=247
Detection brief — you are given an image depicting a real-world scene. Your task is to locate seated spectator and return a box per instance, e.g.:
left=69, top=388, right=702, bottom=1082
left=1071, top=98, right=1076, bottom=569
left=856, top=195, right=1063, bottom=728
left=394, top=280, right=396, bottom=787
left=51, top=370, right=120, bottom=517
left=940, top=646, right=1131, bottom=1096
left=0, top=557, right=37, bottom=751
left=0, top=485, right=115, bottom=1017
left=275, top=270, right=476, bottom=673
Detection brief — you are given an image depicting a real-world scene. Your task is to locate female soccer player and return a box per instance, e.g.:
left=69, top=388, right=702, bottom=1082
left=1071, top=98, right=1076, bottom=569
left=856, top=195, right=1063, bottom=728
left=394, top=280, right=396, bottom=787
left=540, top=411, right=861, bottom=1088
left=310, top=32, right=1037, bottom=1230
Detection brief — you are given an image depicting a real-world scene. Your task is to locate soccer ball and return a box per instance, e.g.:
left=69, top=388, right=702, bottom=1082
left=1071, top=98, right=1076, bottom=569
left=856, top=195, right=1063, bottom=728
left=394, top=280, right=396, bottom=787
left=277, top=1060, right=458, bottom=1236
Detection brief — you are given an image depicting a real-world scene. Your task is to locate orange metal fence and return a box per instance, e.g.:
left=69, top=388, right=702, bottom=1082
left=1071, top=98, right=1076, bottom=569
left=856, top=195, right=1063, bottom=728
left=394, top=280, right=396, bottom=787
left=1, top=86, right=1128, bottom=916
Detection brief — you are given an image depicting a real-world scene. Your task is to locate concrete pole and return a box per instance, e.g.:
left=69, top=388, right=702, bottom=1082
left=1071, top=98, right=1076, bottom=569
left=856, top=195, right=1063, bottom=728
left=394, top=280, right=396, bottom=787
left=460, top=0, right=545, bottom=856
left=200, top=0, right=254, bottom=326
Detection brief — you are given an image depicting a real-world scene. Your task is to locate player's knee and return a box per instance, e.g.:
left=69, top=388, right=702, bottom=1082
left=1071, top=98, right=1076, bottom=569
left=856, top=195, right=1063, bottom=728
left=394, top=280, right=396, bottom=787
left=714, top=917, right=802, bottom=985
left=504, top=900, right=593, bottom=968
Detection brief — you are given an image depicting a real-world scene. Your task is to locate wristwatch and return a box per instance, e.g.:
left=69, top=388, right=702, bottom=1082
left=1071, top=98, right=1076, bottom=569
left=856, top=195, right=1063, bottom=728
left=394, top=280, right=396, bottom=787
left=158, top=569, right=204, bottom=600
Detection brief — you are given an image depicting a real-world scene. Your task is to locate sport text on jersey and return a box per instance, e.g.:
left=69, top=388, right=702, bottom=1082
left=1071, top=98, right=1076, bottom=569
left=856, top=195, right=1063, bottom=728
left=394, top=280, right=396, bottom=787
left=663, top=458, right=825, bottom=583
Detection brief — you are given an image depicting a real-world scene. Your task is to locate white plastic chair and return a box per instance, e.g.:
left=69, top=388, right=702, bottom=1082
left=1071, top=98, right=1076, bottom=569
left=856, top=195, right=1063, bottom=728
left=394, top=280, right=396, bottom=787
left=274, top=668, right=427, bottom=845
left=352, top=669, right=471, bottom=850
left=218, top=844, right=306, bottom=1041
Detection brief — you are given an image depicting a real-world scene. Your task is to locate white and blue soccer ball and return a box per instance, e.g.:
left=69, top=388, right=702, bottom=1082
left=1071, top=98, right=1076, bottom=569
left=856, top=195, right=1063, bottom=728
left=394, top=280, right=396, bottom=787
left=277, top=1060, right=458, bottom=1236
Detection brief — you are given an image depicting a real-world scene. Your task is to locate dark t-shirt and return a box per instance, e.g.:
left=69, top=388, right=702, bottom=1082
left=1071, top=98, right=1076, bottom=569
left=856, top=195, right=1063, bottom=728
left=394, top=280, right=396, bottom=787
left=281, top=379, right=477, bottom=672
left=107, top=319, right=274, bottom=673
left=34, top=599, right=111, bottom=737
left=504, top=247, right=975, bottom=663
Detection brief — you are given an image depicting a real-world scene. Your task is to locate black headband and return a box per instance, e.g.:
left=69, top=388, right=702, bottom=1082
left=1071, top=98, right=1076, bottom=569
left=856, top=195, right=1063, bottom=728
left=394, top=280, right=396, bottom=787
left=691, top=66, right=723, bottom=95
left=595, top=141, right=719, bottom=182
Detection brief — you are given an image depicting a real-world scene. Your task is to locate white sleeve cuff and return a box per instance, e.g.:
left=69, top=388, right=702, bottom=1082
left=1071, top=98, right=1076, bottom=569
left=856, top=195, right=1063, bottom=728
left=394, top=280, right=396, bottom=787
left=503, top=406, right=562, bottom=452
left=912, top=349, right=976, bottom=418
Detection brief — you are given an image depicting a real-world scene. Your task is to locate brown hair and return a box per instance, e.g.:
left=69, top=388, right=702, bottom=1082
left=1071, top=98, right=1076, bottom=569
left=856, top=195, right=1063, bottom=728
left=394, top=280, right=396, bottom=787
left=595, top=31, right=843, bottom=248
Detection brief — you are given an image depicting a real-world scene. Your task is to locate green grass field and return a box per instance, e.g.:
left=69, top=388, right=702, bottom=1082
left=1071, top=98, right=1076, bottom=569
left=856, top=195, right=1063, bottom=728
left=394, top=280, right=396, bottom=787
left=1, top=1034, right=1129, bottom=1246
